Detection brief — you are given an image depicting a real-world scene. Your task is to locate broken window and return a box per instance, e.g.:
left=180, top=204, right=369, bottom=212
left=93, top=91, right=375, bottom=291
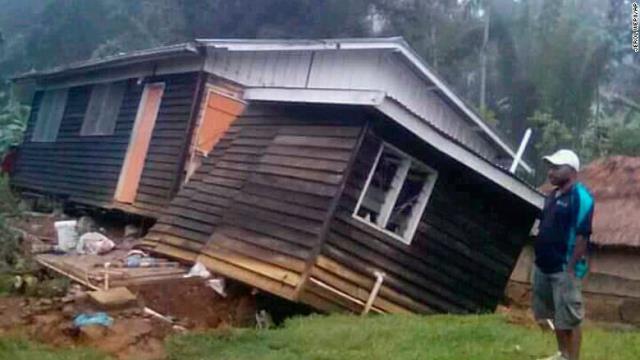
left=353, top=143, right=438, bottom=244
left=31, top=88, right=68, bottom=142
left=81, top=82, right=126, bottom=136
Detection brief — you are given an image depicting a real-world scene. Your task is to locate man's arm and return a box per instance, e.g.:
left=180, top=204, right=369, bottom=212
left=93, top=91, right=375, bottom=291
left=568, top=190, right=594, bottom=276
left=568, top=235, right=588, bottom=276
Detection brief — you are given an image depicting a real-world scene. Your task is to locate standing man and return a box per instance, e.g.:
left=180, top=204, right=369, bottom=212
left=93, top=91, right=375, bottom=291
left=534, top=149, right=594, bottom=360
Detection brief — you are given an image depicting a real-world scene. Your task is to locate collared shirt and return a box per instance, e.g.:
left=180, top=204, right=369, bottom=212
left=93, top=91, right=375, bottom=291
left=535, top=182, right=594, bottom=278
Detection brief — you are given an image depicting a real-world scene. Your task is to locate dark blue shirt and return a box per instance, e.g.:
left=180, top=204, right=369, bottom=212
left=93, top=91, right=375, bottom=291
left=535, top=182, right=594, bottom=278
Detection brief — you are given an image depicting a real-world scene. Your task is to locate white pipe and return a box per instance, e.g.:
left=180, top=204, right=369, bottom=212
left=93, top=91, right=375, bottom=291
left=510, top=128, right=532, bottom=174
left=308, top=277, right=384, bottom=314
left=104, top=262, right=111, bottom=291
left=362, top=271, right=386, bottom=316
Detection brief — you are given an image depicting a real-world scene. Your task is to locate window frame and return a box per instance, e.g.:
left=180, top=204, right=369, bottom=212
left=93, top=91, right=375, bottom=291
left=31, top=88, right=69, bottom=143
left=352, top=142, right=438, bottom=245
left=80, top=81, right=127, bottom=136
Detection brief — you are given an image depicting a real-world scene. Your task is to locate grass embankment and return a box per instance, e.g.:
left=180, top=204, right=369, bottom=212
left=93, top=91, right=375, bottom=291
left=0, top=338, right=107, bottom=360
left=166, top=314, right=640, bottom=360
left=0, top=313, right=638, bottom=359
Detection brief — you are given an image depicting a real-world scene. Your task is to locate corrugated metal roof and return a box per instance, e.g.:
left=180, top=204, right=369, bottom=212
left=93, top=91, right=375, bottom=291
left=13, top=42, right=201, bottom=81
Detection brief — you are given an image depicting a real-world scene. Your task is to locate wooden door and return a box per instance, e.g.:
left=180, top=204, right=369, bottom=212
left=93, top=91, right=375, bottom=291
left=196, top=91, right=245, bottom=154
left=115, top=83, right=165, bottom=203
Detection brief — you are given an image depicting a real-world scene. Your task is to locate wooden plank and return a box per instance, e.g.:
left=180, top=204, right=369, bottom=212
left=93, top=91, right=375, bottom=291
left=221, top=226, right=310, bottom=260
left=273, top=135, right=357, bottom=149
left=320, top=245, right=467, bottom=313
left=265, top=145, right=352, bottom=161
left=331, top=214, right=502, bottom=296
left=313, top=256, right=434, bottom=314
left=325, top=231, right=484, bottom=309
left=208, top=168, right=249, bottom=181
left=224, top=212, right=316, bottom=249
left=208, top=231, right=307, bottom=272
left=152, top=243, right=200, bottom=262
left=151, top=225, right=211, bottom=246
left=242, top=183, right=332, bottom=210
left=308, top=265, right=412, bottom=314
left=234, top=192, right=327, bottom=222
left=303, top=279, right=367, bottom=314
left=259, top=154, right=347, bottom=173
left=255, top=164, right=343, bottom=185
left=230, top=202, right=323, bottom=235
left=249, top=173, right=337, bottom=197
left=199, top=244, right=302, bottom=288
left=298, top=289, right=348, bottom=313
left=278, top=126, right=361, bottom=138
left=196, top=254, right=297, bottom=301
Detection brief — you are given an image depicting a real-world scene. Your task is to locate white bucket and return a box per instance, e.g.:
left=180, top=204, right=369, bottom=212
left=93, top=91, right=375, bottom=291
left=54, top=220, right=79, bottom=252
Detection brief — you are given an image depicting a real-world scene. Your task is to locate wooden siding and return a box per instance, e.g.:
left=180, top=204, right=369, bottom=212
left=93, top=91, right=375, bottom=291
left=143, top=104, right=365, bottom=301
left=302, top=123, right=538, bottom=314
left=13, top=73, right=200, bottom=217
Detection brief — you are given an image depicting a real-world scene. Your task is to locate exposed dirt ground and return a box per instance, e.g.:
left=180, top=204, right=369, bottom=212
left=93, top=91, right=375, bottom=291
left=0, top=210, right=260, bottom=359
left=0, top=278, right=257, bottom=360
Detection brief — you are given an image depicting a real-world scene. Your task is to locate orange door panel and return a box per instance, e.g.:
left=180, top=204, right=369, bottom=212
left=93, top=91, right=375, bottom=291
left=196, top=92, right=245, bottom=154
left=115, top=83, right=165, bottom=203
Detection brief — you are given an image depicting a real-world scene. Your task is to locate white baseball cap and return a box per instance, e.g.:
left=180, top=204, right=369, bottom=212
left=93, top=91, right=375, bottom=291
left=543, top=149, right=580, bottom=172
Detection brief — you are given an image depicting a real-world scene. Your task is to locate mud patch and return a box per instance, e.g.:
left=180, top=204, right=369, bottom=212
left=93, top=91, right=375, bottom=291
left=0, top=277, right=257, bottom=359
left=131, top=277, right=257, bottom=330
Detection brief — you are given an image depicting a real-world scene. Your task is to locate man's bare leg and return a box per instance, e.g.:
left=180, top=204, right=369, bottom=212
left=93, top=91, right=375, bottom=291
left=555, top=329, right=570, bottom=358
left=567, top=326, right=582, bottom=360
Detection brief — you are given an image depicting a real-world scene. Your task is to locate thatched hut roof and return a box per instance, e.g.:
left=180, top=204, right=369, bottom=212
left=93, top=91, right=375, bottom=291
left=579, top=156, right=640, bottom=248
left=541, top=156, right=640, bottom=248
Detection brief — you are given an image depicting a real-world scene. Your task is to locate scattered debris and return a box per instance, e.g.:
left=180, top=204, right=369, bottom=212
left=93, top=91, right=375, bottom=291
left=185, top=262, right=211, bottom=279
left=73, top=312, right=114, bottom=328
left=0, top=210, right=262, bottom=359
left=255, top=309, right=274, bottom=329
left=76, top=232, right=115, bottom=255
left=207, top=277, right=227, bottom=297
left=88, top=287, right=138, bottom=310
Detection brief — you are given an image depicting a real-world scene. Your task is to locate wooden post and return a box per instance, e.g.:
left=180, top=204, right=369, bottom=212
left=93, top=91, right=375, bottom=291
left=362, top=271, right=386, bottom=316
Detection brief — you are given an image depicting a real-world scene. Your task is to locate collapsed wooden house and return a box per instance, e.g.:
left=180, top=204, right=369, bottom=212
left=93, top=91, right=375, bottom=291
left=12, top=38, right=544, bottom=314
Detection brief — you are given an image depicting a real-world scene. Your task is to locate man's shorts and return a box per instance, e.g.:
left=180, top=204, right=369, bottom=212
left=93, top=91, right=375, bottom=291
left=532, top=266, right=584, bottom=330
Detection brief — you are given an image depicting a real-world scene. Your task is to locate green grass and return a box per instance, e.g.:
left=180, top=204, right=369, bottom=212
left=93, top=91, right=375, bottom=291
left=166, top=314, right=640, bottom=360
left=0, top=338, right=108, bottom=360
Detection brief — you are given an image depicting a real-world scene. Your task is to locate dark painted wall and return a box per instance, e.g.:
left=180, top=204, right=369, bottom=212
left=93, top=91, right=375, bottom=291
left=309, top=117, right=539, bottom=314
left=13, top=72, right=200, bottom=216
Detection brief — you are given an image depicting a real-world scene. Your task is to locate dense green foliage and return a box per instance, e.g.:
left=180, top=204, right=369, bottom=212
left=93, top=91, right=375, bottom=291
left=166, top=313, right=640, bottom=360
left=0, top=93, right=29, bottom=154
left=0, top=0, right=638, bottom=181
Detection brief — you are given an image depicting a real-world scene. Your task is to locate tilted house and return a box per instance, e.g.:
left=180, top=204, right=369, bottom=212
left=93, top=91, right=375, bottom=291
left=13, top=38, right=544, bottom=314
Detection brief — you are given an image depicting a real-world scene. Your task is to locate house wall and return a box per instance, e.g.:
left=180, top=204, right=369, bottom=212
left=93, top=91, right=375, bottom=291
left=12, top=72, right=200, bottom=217
left=300, top=120, right=538, bottom=314
left=143, top=103, right=367, bottom=301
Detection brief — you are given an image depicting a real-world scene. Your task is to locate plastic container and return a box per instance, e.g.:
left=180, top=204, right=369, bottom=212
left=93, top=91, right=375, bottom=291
left=54, top=220, right=79, bottom=252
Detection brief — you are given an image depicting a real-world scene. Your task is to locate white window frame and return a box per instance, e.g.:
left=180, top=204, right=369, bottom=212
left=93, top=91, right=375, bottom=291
left=80, top=82, right=127, bottom=136
left=31, top=88, right=69, bottom=142
left=352, top=142, right=438, bottom=245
